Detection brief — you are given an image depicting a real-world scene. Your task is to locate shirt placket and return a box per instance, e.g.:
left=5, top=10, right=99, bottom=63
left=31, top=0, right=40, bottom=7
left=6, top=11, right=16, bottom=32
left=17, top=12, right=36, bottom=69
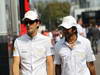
left=70, top=51, right=75, bottom=75
left=30, top=40, right=35, bottom=75
left=67, top=47, right=77, bottom=75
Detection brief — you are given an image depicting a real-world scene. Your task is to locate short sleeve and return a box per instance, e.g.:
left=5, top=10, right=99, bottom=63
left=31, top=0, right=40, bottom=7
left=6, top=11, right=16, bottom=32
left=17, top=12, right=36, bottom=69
left=46, top=38, right=54, bottom=56
left=86, top=40, right=96, bottom=62
left=13, top=39, right=20, bottom=56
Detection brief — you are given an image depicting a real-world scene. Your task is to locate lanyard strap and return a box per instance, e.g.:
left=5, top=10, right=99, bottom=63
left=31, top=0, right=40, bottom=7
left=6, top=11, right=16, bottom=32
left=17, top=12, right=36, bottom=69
left=64, top=43, right=73, bottom=51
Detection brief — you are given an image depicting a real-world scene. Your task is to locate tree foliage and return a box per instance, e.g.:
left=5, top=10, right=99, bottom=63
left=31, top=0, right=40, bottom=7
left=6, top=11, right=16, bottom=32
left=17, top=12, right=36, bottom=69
left=35, top=2, right=71, bottom=30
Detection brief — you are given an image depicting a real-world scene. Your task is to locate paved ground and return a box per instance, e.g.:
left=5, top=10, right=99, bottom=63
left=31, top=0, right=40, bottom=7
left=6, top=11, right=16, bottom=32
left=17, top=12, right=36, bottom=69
left=95, top=40, right=100, bottom=75
left=94, top=40, right=100, bottom=75
left=95, top=53, right=100, bottom=75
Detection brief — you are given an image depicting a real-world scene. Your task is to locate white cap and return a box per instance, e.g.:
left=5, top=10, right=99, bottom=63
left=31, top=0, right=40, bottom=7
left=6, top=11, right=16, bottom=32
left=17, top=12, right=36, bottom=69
left=59, top=16, right=77, bottom=29
left=23, top=10, right=39, bottom=21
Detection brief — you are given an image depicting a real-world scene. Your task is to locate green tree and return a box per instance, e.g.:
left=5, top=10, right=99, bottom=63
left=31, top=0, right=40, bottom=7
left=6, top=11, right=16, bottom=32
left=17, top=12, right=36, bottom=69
left=33, top=1, right=47, bottom=16
left=41, top=2, right=71, bottom=30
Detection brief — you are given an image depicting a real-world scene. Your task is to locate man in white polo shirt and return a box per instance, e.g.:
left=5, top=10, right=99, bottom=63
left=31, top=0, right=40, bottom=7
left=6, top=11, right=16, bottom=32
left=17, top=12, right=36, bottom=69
left=12, top=9, right=54, bottom=75
left=54, top=16, right=96, bottom=75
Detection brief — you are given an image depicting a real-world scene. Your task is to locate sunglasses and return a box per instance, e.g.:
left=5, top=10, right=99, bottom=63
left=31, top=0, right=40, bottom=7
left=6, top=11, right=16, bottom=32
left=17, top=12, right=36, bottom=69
left=28, top=20, right=35, bottom=25
left=23, top=19, right=41, bottom=26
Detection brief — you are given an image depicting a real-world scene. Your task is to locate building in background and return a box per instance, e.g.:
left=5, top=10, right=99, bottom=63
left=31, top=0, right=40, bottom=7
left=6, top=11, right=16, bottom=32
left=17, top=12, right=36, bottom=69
left=87, top=0, right=100, bottom=7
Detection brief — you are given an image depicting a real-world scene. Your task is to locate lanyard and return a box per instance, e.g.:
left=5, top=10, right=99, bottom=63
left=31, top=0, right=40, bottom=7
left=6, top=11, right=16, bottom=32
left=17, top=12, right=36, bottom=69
left=64, top=43, right=73, bottom=51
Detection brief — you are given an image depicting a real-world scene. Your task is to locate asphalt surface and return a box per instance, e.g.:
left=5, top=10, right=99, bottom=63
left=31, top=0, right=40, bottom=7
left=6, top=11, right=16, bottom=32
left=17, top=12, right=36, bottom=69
left=94, top=40, right=100, bottom=75
left=95, top=53, right=100, bottom=75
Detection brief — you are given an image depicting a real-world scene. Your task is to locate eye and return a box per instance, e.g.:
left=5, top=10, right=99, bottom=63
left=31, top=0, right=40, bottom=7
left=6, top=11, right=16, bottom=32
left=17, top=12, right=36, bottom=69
left=29, top=21, right=35, bottom=25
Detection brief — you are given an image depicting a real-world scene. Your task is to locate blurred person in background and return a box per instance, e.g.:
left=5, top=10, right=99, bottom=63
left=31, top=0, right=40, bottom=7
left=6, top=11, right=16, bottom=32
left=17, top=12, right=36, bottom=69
left=77, top=15, right=87, bottom=37
left=52, top=29, right=61, bottom=45
left=12, top=9, right=54, bottom=75
left=89, top=24, right=100, bottom=54
left=54, top=16, right=96, bottom=75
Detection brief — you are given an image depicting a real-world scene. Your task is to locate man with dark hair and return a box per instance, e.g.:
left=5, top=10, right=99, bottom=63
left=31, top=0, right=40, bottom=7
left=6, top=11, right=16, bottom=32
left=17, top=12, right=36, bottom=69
left=12, top=9, right=54, bottom=75
left=54, top=16, right=96, bottom=75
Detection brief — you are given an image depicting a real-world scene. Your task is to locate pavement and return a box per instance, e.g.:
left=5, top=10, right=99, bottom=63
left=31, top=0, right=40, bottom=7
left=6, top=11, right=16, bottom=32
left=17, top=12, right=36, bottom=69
left=94, top=40, right=100, bottom=75
left=95, top=53, right=100, bottom=75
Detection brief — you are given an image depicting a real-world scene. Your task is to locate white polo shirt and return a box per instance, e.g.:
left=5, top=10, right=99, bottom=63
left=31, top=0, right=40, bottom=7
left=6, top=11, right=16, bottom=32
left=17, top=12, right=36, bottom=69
left=13, top=33, right=53, bottom=75
left=54, top=35, right=96, bottom=75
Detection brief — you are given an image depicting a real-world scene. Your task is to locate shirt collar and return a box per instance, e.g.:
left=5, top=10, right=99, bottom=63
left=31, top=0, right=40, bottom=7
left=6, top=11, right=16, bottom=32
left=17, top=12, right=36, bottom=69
left=26, top=33, right=40, bottom=40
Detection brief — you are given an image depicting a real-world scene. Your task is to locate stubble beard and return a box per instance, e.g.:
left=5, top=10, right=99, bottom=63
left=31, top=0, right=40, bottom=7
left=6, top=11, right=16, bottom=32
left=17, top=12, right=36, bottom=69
left=27, top=27, right=38, bottom=38
left=65, top=31, right=77, bottom=43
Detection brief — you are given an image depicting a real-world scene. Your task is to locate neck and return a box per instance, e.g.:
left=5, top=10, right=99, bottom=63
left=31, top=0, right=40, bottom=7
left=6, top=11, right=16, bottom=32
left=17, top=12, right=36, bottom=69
left=27, top=32, right=37, bottom=38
